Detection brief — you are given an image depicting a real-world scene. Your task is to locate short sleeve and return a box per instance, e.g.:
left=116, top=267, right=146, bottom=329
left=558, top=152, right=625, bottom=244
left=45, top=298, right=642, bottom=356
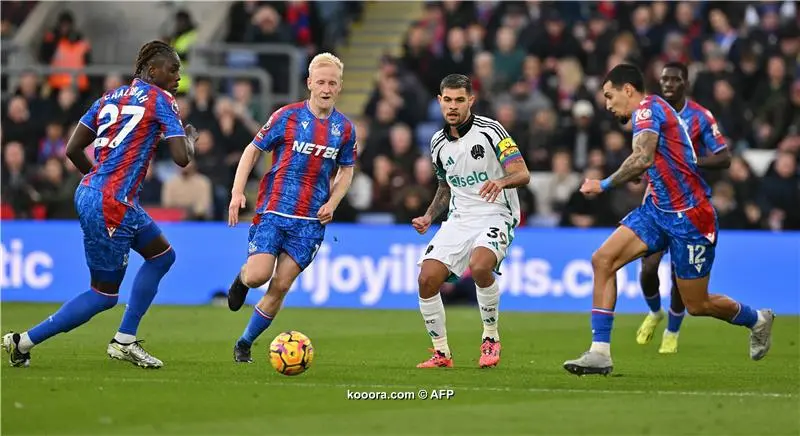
left=336, top=121, right=357, bottom=166
left=632, top=99, right=665, bottom=138
left=252, top=109, right=286, bottom=152
left=430, top=134, right=447, bottom=182
left=699, top=109, right=727, bottom=154
left=155, top=92, right=185, bottom=139
left=79, top=98, right=102, bottom=133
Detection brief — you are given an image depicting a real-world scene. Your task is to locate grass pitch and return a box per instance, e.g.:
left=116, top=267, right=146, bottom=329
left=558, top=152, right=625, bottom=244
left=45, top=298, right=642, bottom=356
left=2, top=303, right=798, bottom=435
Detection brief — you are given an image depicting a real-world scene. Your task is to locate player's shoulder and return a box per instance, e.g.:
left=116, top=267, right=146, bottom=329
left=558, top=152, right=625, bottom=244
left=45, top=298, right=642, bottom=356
left=686, top=100, right=715, bottom=120
left=276, top=101, right=307, bottom=118
left=473, top=115, right=504, bottom=132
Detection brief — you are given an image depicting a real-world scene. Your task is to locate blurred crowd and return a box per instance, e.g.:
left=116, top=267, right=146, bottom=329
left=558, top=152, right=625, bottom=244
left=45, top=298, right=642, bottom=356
left=2, top=1, right=798, bottom=231
left=357, top=0, right=800, bottom=231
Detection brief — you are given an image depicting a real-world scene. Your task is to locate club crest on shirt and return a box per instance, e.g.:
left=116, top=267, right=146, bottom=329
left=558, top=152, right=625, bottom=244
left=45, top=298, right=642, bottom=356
left=636, top=108, right=652, bottom=122
left=331, top=123, right=341, bottom=137
left=171, top=99, right=180, bottom=115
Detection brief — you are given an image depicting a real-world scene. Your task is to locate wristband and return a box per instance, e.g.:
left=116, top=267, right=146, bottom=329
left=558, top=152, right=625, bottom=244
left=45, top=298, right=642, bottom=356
left=600, top=178, right=612, bottom=191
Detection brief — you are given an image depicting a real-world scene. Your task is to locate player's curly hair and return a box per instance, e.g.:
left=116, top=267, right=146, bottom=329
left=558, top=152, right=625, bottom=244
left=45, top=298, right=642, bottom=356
left=134, top=40, right=176, bottom=79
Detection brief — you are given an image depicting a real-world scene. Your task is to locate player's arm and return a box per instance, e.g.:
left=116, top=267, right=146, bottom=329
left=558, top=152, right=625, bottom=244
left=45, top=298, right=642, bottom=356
left=603, top=131, right=658, bottom=188
left=65, top=123, right=96, bottom=175
left=696, top=112, right=731, bottom=169
left=480, top=135, right=530, bottom=202
left=166, top=128, right=196, bottom=168
left=318, top=165, right=354, bottom=225
left=425, top=180, right=451, bottom=220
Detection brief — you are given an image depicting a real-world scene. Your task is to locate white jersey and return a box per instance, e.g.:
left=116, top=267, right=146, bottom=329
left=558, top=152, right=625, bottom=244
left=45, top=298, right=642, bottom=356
left=430, top=114, right=522, bottom=226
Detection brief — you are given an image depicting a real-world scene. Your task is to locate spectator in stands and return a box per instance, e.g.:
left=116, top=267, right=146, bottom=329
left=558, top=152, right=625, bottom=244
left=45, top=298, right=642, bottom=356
left=161, top=162, right=213, bottom=221
left=402, top=24, right=438, bottom=97
left=758, top=151, right=800, bottom=230
left=558, top=100, right=603, bottom=170
left=346, top=162, right=374, bottom=215
left=3, top=96, right=40, bottom=163
left=38, top=120, right=66, bottom=163
left=708, top=78, right=748, bottom=148
left=492, top=27, right=525, bottom=90
left=436, top=26, right=474, bottom=81
left=525, top=107, right=559, bottom=171
left=139, top=162, right=162, bottom=207
left=528, top=10, right=584, bottom=68
left=387, top=123, right=419, bottom=178
left=370, top=155, right=397, bottom=213
left=211, top=97, right=259, bottom=182
left=506, top=55, right=552, bottom=124
left=244, top=5, right=292, bottom=94
left=103, top=73, right=124, bottom=92
left=15, top=70, right=51, bottom=118
left=1, top=141, right=36, bottom=218
left=537, top=149, right=580, bottom=220
left=560, top=166, right=613, bottom=228
left=39, top=11, right=91, bottom=96
left=231, top=78, right=262, bottom=122
left=36, top=157, right=79, bottom=219
left=712, top=180, right=748, bottom=229
left=192, top=130, right=230, bottom=220
left=50, top=87, right=83, bottom=130
left=188, top=77, right=217, bottom=128
left=168, top=10, right=198, bottom=95
left=603, top=130, right=630, bottom=175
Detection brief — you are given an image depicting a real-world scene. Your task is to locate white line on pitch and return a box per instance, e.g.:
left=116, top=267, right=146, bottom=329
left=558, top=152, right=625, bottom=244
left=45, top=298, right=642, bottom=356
left=7, top=376, right=797, bottom=399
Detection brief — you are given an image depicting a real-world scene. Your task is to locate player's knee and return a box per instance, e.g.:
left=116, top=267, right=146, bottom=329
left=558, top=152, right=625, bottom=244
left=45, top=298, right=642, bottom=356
left=684, top=300, right=710, bottom=316
left=147, top=247, right=176, bottom=270
left=243, top=270, right=271, bottom=288
left=269, top=276, right=293, bottom=295
left=468, top=261, right=494, bottom=285
left=418, top=273, right=442, bottom=297
left=640, top=258, right=659, bottom=280
left=591, top=250, right=614, bottom=274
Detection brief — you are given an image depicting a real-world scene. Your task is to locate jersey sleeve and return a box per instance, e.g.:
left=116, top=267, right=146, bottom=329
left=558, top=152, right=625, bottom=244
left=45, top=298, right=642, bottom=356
left=78, top=98, right=102, bottom=133
left=155, top=92, right=185, bottom=139
left=336, top=120, right=357, bottom=166
left=430, top=135, right=447, bottom=182
left=698, top=109, right=727, bottom=154
left=484, top=119, right=523, bottom=169
left=252, top=108, right=288, bottom=152
left=632, top=99, right=665, bottom=138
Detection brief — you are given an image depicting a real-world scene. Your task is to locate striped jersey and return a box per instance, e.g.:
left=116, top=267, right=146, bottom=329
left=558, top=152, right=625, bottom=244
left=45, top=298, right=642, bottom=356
left=78, top=78, right=185, bottom=205
left=633, top=94, right=712, bottom=212
left=679, top=99, right=727, bottom=157
left=430, top=114, right=523, bottom=225
left=251, top=100, right=357, bottom=220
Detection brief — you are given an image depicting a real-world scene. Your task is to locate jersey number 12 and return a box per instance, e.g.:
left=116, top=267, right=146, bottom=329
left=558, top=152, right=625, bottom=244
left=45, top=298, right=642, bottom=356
left=95, top=104, right=145, bottom=149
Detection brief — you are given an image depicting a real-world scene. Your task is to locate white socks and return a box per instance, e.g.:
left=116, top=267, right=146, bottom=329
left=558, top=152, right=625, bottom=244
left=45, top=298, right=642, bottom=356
left=114, top=332, right=136, bottom=344
left=419, top=294, right=450, bottom=358
left=476, top=280, right=500, bottom=341
left=590, top=341, right=611, bottom=356
left=18, top=332, right=34, bottom=354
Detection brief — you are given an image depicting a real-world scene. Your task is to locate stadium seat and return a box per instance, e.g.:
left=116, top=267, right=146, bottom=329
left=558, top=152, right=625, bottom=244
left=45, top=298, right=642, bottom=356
left=0, top=203, right=15, bottom=220
left=144, top=207, right=187, bottom=222
left=416, top=122, right=441, bottom=153
left=427, top=99, right=440, bottom=121
left=31, top=204, right=47, bottom=220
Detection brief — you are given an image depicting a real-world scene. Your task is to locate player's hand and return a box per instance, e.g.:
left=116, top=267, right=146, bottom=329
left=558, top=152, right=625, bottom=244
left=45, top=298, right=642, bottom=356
left=184, top=124, right=199, bottom=142
left=317, top=202, right=335, bottom=225
left=228, top=191, right=246, bottom=227
left=580, top=178, right=603, bottom=197
left=479, top=179, right=505, bottom=203
left=412, top=215, right=432, bottom=234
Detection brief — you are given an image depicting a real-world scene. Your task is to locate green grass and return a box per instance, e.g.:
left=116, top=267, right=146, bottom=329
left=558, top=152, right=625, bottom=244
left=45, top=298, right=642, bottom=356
left=2, top=303, right=798, bottom=435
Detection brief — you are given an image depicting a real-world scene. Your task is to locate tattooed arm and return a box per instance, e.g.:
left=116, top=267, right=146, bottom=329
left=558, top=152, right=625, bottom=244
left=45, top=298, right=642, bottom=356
left=425, top=180, right=452, bottom=219
left=606, top=131, right=658, bottom=188
left=580, top=131, right=658, bottom=196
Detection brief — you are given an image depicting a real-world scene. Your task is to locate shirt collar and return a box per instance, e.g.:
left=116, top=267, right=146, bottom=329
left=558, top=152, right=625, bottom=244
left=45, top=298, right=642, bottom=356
left=443, top=113, right=475, bottom=141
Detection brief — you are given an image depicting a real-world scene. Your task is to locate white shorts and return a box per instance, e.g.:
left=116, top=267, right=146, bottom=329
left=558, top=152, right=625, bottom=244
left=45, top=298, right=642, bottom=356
left=418, top=214, right=516, bottom=279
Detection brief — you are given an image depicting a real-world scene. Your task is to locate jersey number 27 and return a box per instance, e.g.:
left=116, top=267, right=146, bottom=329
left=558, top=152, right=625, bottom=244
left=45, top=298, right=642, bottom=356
left=95, top=104, right=145, bottom=149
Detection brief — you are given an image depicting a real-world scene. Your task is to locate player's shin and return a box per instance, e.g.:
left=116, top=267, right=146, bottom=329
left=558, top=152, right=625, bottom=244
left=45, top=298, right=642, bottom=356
left=590, top=276, right=617, bottom=356
left=116, top=248, right=175, bottom=343
left=476, top=279, right=500, bottom=341
left=237, top=306, right=274, bottom=347
left=667, top=280, right=686, bottom=333
left=25, top=288, right=119, bottom=352
left=419, top=293, right=450, bottom=357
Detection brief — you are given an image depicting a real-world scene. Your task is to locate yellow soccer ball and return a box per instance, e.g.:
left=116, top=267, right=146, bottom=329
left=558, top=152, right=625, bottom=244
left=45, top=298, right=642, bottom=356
left=268, top=331, right=314, bottom=376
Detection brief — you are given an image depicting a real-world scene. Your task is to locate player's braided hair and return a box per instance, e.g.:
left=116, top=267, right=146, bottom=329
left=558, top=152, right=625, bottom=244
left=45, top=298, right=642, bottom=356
left=134, top=40, right=176, bottom=79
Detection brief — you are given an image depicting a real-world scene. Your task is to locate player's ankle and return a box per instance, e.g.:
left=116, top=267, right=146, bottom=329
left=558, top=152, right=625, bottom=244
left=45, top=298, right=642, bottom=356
left=482, top=327, right=499, bottom=341
left=17, top=332, right=34, bottom=354
left=590, top=341, right=611, bottom=356
left=114, top=332, right=136, bottom=344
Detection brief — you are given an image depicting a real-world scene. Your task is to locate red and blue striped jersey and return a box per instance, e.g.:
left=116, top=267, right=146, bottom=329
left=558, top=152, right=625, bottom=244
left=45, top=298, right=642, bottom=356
left=78, top=79, right=184, bottom=205
left=251, top=100, right=357, bottom=219
left=633, top=95, right=711, bottom=212
left=679, top=99, right=727, bottom=157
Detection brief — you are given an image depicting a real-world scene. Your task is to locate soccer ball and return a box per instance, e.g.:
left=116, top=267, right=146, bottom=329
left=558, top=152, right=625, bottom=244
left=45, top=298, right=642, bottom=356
left=268, top=331, right=314, bottom=376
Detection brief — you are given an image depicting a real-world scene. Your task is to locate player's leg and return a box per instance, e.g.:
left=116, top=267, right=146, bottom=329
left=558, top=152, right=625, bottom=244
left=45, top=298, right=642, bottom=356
left=659, top=270, right=684, bottom=354
left=669, top=209, right=774, bottom=360
left=637, top=251, right=665, bottom=345
left=3, top=188, right=124, bottom=367
left=564, top=205, right=664, bottom=375
left=228, top=215, right=280, bottom=311
left=416, top=259, right=453, bottom=368
left=233, top=218, right=319, bottom=363
left=106, top=214, right=175, bottom=368
left=415, top=222, right=470, bottom=368
left=469, top=246, right=502, bottom=368
left=231, top=252, right=277, bottom=362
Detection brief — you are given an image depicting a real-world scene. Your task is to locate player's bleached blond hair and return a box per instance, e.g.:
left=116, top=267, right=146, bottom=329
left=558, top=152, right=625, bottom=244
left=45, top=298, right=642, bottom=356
left=308, top=52, right=344, bottom=78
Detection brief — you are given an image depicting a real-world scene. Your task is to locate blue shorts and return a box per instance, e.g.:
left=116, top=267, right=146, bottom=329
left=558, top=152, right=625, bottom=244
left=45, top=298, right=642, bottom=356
left=248, top=213, right=324, bottom=271
left=75, top=185, right=162, bottom=281
left=621, top=197, right=718, bottom=280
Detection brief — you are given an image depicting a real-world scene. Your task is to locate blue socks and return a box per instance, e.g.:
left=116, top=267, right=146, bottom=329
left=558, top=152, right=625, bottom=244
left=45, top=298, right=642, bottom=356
left=730, top=303, right=758, bottom=328
left=644, top=294, right=662, bottom=313
left=28, top=289, right=118, bottom=344
left=237, top=307, right=274, bottom=347
left=591, top=308, right=614, bottom=343
left=118, top=249, right=175, bottom=337
left=667, top=309, right=685, bottom=333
